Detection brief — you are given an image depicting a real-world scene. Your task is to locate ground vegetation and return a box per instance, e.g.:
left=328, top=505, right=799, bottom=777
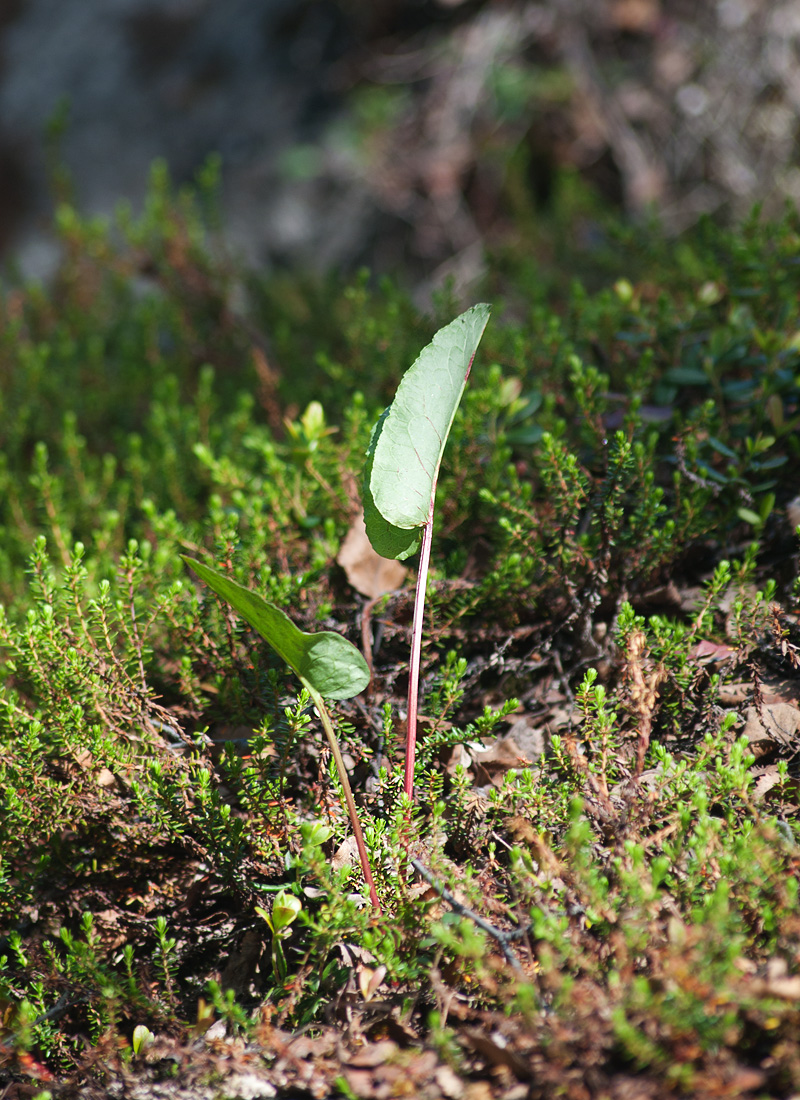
left=1, top=165, right=800, bottom=1099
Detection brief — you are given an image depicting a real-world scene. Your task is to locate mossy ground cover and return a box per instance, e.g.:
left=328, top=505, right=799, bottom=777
left=1, top=169, right=800, bottom=1099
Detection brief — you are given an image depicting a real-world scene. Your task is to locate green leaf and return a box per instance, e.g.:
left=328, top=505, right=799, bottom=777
left=271, top=889, right=302, bottom=934
left=300, top=821, right=334, bottom=847
left=664, top=367, right=709, bottom=385
left=736, top=508, right=762, bottom=527
left=364, top=303, right=491, bottom=556
left=363, top=410, right=422, bottom=561
left=132, top=1025, right=154, bottom=1057
left=182, top=557, right=369, bottom=700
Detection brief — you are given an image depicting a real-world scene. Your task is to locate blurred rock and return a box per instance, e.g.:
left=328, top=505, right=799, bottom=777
left=0, top=0, right=373, bottom=279
left=1, top=0, right=799, bottom=288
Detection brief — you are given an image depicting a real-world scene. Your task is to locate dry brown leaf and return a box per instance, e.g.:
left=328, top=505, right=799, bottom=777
left=751, top=765, right=784, bottom=801
left=752, top=974, right=800, bottom=1000
left=435, top=1064, right=465, bottom=1098
left=462, top=1029, right=532, bottom=1080
left=357, top=964, right=387, bottom=1002
left=471, top=734, right=534, bottom=786
left=337, top=513, right=408, bottom=598
left=446, top=744, right=473, bottom=777
left=504, top=717, right=547, bottom=763
left=463, top=1084, right=493, bottom=1100
left=717, top=682, right=751, bottom=706
left=344, top=1040, right=398, bottom=1069
left=742, top=703, right=800, bottom=751
left=284, top=1032, right=337, bottom=1060
left=761, top=673, right=800, bottom=707
left=609, top=0, right=660, bottom=34
left=74, top=749, right=93, bottom=769
left=690, top=639, right=737, bottom=663
left=332, top=834, right=360, bottom=871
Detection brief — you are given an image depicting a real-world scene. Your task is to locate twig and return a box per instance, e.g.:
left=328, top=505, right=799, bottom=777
left=359, top=594, right=387, bottom=687
left=411, top=859, right=525, bottom=973
left=0, top=993, right=89, bottom=1052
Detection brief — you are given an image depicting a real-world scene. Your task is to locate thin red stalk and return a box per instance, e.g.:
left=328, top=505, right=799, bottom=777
left=310, top=686, right=382, bottom=912
left=404, top=487, right=437, bottom=801
left=403, top=338, right=482, bottom=803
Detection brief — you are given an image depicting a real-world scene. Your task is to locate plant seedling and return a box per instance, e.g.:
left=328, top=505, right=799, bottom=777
left=181, top=557, right=381, bottom=911
left=256, top=889, right=302, bottom=982
left=131, top=1024, right=155, bottom=1058
left=362, top=304, right=491, bottom=800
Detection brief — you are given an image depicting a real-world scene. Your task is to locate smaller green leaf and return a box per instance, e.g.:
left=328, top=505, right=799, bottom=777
left=182, top=557, right=369, bottom=700
left=707, top=436, right=737, bottom=460
left=300, top=821, right=334, bottom=847
left=664, top=367, right=709, bottom=385
left=737, top=508, right=762, bottom=527
left=132, top=1025, right=154, bottom=1057
left=254, top=905, right=274, bottom=932
left=271, top=890, right=302, bottom=934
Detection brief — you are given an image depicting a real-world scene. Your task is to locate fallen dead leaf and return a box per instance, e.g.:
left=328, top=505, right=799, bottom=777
left=345, top=1040, right=399, bottom=1068
left=742, top=703, right=800, bottom=752
left=717, top=682, right=751, bottom=706
left=462, top=1029, right=531, bottom=1080
left=357, top=964, right=387, bottom=1002
left=504, top=716, right=547, bottom=763
left=463, top=1080, right=496, bottom=1100
left=283, top=1031, right=337, bottom=1060
left=610, top=0, right=660, bottom=34
left=337, top=514, right=408, bottom=598
left=690, top=639, right=737, bottom=663
left=761, top=673, right=800, bottom=707
left=751, top=765, right=784, bottom=801
left=752, top=974, right=800, bottom=999
left=332, top=834, right=359, bottom=871
left=339, top=1069, right=374, bottom=1099
left=447, top=743, right=473, bottom=775
left=471, top=735, right=530, bottom=786
left=435, top=1064, right=465, bottom=1098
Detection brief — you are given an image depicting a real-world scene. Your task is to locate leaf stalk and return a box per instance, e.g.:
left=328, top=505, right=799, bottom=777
left=307, top=684, right=382, bottom=912
left=404, top=487, right=436, bottom=801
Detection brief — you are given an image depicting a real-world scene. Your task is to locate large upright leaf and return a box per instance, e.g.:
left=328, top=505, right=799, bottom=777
left=362, top=411, right=423, bottom=561
left=182, top=557, right=369, bottom=700
left=364, top=303, right=491, bottom=558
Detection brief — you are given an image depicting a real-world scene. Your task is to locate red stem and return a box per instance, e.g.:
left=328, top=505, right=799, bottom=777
left=404, top=488, right=437, bottom=801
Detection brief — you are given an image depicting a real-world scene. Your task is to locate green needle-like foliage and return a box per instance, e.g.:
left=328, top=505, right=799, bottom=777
left=2, top=164, right=800, bottom=1091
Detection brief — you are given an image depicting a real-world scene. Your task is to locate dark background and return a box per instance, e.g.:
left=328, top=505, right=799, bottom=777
left=1, top=0, right=798, bottom=292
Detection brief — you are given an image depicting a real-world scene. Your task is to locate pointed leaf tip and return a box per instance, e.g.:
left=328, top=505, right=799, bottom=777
left=363, top=303, right=490, bottom=556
